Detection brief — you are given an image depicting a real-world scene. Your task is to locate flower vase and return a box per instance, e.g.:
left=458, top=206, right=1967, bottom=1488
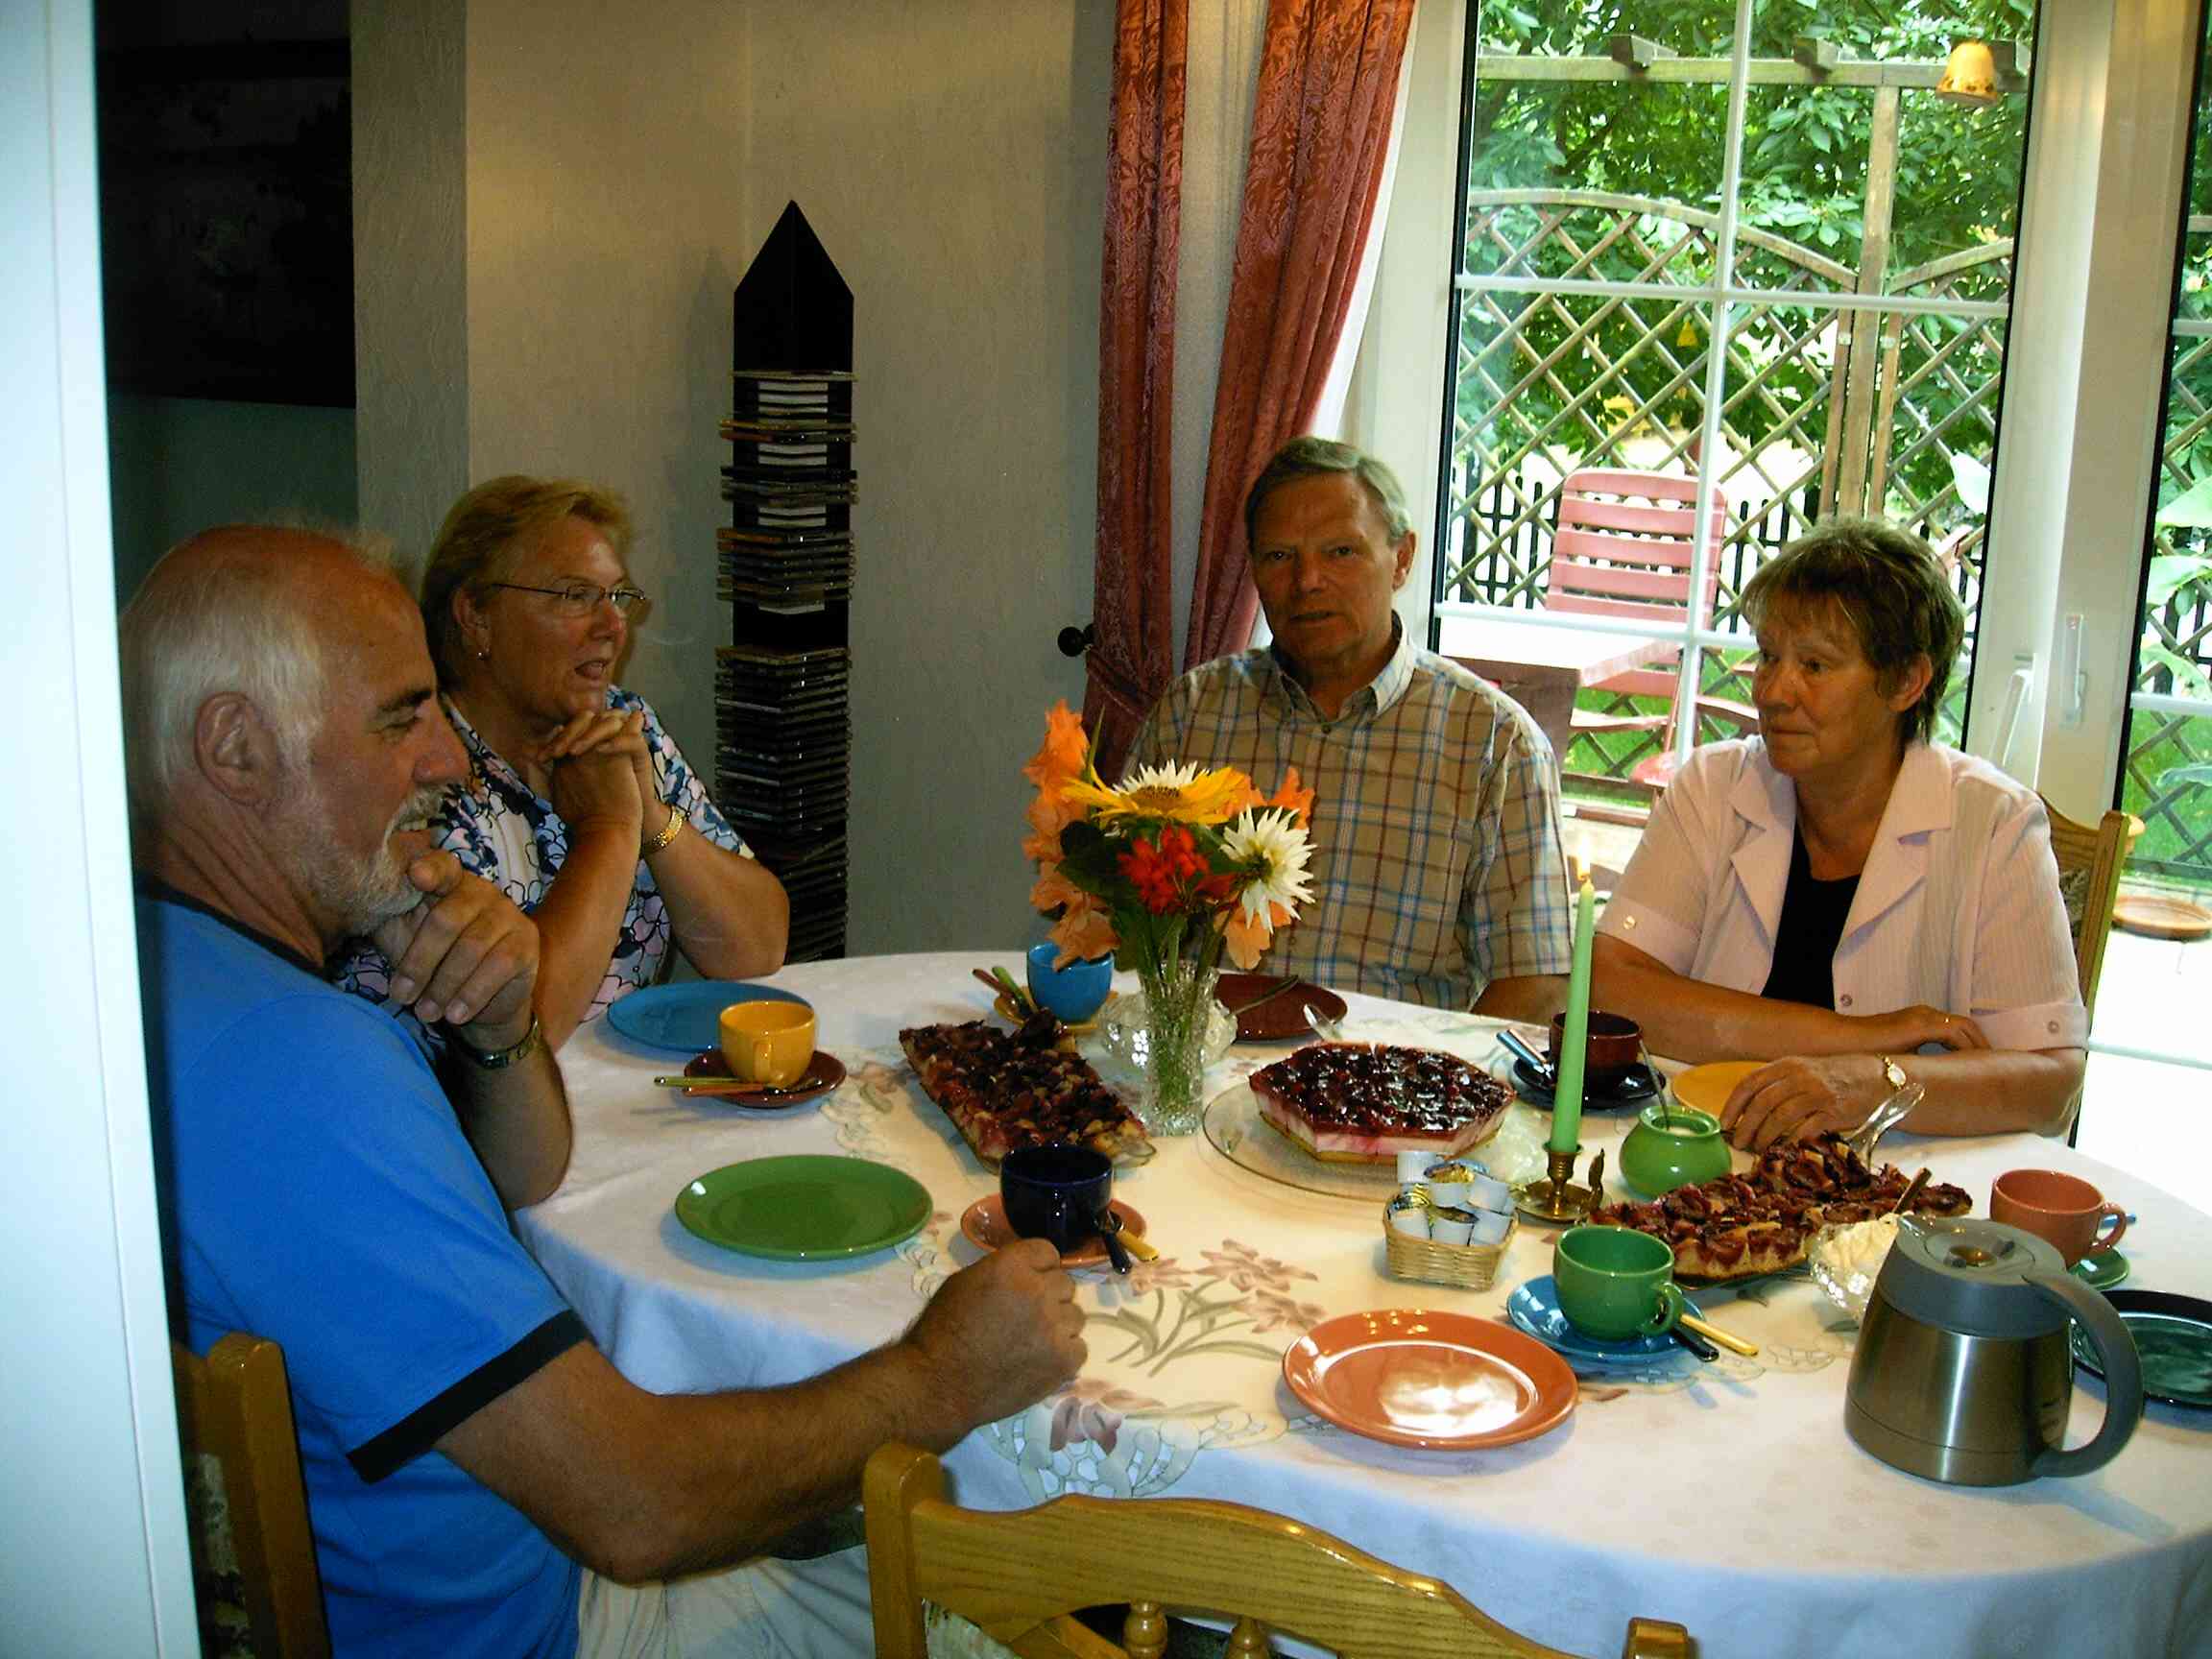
left=1135, top=955, right=1221, bottom=1136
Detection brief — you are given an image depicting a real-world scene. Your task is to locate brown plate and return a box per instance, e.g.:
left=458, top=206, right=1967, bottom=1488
left=1217, top=974, right=1346, bottom=1042
left=959, top=1194, right=1148, bottom=1268
left=680, top=1049, right=846, bottom=1107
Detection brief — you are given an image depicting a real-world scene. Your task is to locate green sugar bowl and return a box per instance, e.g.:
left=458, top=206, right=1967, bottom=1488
left=1619, top=1103, right=1735, bottom=1198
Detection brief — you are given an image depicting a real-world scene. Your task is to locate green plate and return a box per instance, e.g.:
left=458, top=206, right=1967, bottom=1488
left=2071, top=1289, right=2212, bottom=1410
left=674, top=1156, right=931, bottom=1261
left=2070, top=1249, right=2130, bottom=1291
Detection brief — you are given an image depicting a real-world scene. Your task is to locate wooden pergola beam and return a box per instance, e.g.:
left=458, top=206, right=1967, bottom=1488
left=1484, top=56, right=2026, bottom=93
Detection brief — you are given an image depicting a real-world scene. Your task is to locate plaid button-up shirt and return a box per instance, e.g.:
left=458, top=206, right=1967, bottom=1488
left=1134, top=624, right=1573, bottom=1009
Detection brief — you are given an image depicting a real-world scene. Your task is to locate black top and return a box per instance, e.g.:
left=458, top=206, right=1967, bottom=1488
left=1760, top=829, right=1861, bottom=1009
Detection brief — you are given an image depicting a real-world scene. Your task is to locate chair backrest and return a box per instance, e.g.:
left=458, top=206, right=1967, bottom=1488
left=862, top=1442, right=1691, bottom=1659
left=1550, top=469, right=1730, bottom=699
left=173, top=1334, right=330, bottom=1659
left=2038, top=792, right=2141, bottom=1018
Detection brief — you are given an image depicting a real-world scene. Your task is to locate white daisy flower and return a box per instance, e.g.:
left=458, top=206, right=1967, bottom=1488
left=1220, top=807, right=1315, bottom=923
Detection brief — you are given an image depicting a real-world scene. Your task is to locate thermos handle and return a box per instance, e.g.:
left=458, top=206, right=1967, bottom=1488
left=2027, top=1269, right=2143, bottom=1479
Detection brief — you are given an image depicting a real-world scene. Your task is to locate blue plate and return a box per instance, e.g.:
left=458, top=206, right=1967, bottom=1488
left=605, top=981, right=809, bottom=1053
left=1504, top=1275, right=1703, bottom=1363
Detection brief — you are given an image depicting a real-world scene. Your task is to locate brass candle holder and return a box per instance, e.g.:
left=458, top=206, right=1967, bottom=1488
left=1514, top=1144, right=1604, bottom=1226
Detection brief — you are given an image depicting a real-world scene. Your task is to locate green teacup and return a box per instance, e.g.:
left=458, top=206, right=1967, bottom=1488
left=1554, top=1224, right=1687, bottom=1339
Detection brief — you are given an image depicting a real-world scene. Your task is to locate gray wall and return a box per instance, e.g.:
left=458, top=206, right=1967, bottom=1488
left=107, top=396, right=358, bottom=601
left=355, top=0, right=1111, bottom=953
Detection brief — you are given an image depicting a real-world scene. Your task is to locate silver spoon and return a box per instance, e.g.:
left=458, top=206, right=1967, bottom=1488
left=1302, top=1001, right=1347, bottom=1043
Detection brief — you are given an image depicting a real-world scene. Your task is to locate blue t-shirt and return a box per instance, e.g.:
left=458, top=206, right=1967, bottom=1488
left=138, top=890, right=586, bottom=1658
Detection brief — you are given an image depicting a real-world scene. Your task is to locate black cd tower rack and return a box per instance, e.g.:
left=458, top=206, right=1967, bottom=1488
left=718, top=202, right=853, bottom=961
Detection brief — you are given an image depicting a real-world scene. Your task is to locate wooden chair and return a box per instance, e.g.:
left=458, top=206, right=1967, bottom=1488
left=2039, top=794, right=2142, bottom=1148
left=2038, top=793, right=2142, bottom=1019
left=1550, top=469, right=1752, bottom=793
left=173, top=1334, right=330, bottom=1659
left=862, top=1441, right=1692, bottom=1659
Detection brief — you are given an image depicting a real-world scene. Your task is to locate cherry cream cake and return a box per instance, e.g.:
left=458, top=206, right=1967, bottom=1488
left=1251, top=1042, right=1511, bottom=1164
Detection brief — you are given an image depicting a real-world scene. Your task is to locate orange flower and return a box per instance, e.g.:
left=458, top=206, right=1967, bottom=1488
left=1222, top=898, right=1294, bottom=970
left=1030, top=867, right=1118, bottom=965
left=1266, top=766, right=1314, bottom=828
left=1049, top=903, right=1118, bottom=968
left=1022, top=790, right=1083, bottom=865
left=1022, top=701, right=1090, bottom=791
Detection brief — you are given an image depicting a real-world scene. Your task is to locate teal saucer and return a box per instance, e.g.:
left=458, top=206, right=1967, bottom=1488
left=2071, top=1250, right=2130, bottom=1292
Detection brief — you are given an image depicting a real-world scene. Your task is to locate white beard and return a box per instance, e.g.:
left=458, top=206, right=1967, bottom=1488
left=277, top=778, right=446, bottom=937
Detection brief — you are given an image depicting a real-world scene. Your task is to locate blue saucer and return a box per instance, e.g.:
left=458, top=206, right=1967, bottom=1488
left=1504, top=1275, right=1703, bottom=1363
left=604, top=980, right=809, bottom=1053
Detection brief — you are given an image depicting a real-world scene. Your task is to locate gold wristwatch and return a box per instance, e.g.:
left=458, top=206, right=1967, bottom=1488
left=1878, top=1054, right=1908, bottom=1092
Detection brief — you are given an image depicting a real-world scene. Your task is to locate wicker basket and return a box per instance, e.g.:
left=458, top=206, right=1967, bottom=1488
left=1382, top=1205, right=1515, bottom=1290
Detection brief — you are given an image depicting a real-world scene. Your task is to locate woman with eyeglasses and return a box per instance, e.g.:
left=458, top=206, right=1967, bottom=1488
left=337, top=475, right=788, bottom=1046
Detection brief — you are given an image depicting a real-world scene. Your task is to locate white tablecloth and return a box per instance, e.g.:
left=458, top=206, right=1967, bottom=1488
left=517, top=952, right=2212, bottom=1659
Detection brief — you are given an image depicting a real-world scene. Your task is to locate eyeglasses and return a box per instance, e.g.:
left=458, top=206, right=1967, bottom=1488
left=485, top=581, right=647, bottom=617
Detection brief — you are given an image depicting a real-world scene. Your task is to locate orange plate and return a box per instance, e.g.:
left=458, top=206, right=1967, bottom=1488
left=681, top=1049, right=846, bottom=1106
left=1667, top=1059, right=1765, bottom=1118
left=1281, top=1310, right=1577, bottom=1451
left=960, top=1194, right=1149, bottom=1269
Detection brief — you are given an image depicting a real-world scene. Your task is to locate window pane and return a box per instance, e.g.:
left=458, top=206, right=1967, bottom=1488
left=1464, top=7, right=1728, bottom=283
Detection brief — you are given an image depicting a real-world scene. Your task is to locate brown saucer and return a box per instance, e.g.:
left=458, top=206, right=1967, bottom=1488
left=1217, top=974, right=1346, bottom=1042
left=680, top=1049, right=846, bottom=1107
left=959, top=1194, right=1148, bottom=1268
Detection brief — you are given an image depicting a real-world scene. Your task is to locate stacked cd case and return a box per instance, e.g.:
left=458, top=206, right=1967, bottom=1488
left=716, top=204, right=854, bottom=961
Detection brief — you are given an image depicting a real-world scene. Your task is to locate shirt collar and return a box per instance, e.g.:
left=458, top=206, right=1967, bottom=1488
left=1265, top=615, right=1414, bottom=724
left=134, top=874, right=325, bottom=977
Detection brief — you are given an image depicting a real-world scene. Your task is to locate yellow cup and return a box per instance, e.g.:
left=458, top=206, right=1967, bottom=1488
left=717, top=1000, right=816, bottom=1088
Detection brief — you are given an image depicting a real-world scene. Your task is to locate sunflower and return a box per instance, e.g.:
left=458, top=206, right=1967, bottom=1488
left=1061, top=760, right=1248, bottom=827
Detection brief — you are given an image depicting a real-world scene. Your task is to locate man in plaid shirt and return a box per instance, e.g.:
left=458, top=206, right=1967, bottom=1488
left=1135, top=438, right=1572, bottom=1015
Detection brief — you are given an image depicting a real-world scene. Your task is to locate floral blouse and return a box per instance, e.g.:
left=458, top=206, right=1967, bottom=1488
left=334, top=687, right=750, bottom=1025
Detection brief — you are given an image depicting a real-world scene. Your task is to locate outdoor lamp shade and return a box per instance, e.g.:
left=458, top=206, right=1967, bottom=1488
left=1936, top=39, right=1999, bottom=104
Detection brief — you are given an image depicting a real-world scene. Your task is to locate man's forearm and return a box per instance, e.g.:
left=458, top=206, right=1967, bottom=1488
left=444, top=1037, right=572, bottom=1209
left=445, top=1329, right=1009, bottom=1584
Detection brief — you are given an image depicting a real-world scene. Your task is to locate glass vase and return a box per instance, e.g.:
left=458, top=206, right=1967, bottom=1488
left=1134, top=953, right=1222, bottom=1136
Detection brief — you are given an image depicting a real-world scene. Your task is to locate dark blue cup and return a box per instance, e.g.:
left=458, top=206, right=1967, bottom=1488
left=999, top=1142, right=1113, bottom=1254
left=1025, top=942, right=1114, bottom=1023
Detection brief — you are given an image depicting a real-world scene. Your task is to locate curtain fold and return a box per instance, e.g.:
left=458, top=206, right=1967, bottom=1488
left=1182, top=0, right=1416, bottom=670
left=1084, top=0, right=1190, bottom=781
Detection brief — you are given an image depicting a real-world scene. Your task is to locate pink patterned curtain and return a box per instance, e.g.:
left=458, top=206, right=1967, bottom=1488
left=1183, top=0, right=1416, bottom=668
left=1083, top=0, right=1190, bottom=781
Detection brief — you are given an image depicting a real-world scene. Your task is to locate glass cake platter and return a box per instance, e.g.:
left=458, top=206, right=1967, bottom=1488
left=1201, top=1078, right=1512, bottom=1202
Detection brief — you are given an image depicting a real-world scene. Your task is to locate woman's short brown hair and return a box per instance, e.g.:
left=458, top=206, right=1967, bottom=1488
left=419, top=475, right=633, bottom=681
left=1740, top=517, right=1965, bottom=748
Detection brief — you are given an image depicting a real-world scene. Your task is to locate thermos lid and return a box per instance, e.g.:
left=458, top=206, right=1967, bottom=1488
left=1873, top=1217, right=2070, bottom=1338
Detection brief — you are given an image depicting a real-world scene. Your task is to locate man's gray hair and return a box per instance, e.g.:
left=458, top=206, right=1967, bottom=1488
left=1243, top=436, right=1414, bottom=551
left=119, top=526, right=401, bottom=816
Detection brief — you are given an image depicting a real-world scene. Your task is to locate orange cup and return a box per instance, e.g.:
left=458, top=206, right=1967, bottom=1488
left=1989, top=1168, right=2128, bottom=1266
left=718, top=1000, right=816, bottom=1088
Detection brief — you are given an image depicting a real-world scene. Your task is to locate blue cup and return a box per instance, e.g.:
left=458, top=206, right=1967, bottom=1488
left=1025, top=942, right=1114, bottom=1023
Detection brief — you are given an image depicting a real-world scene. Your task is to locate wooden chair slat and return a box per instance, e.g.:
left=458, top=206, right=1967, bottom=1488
left=862, top=1442, right=1692, bottom=1659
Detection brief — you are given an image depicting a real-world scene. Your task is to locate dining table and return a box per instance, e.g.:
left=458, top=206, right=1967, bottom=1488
left=517, top=951, right=2212, bottom=1659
